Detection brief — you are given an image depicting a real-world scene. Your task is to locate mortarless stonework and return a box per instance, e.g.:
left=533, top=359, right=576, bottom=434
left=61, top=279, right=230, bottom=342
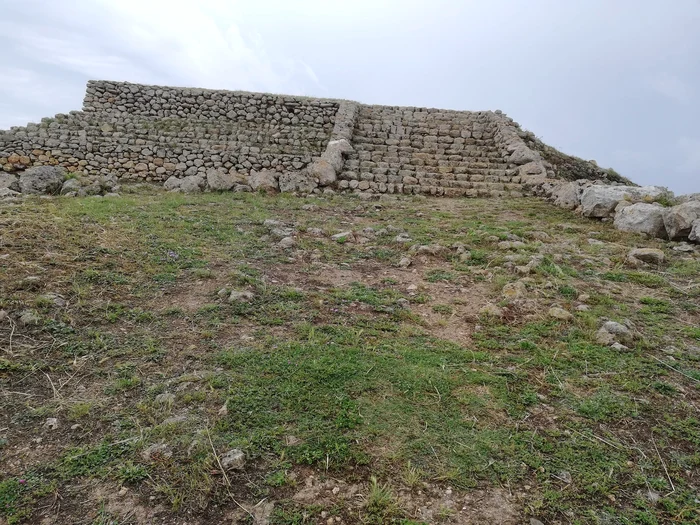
left=0, top=80, right=551, bottom=196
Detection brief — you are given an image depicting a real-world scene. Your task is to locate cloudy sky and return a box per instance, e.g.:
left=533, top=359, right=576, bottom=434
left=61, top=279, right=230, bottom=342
left=1, top=0, right=698, bottom=193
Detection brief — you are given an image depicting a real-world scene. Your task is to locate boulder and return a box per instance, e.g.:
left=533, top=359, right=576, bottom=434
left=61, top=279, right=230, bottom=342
left=248, top=170, right=279, bottom=193
left=307, top=159, right=336, bottom=187
left=19, top=166, right=65, bottom=195
left=278, top=171, right=318, bottom=194
left=0, top=187, right=20, bottom=198
left=163, top=176, right=182, bottom=191
left=206, top=168, right=236, bottom=191
left=551, top=182, right=582, bottom=210
left=61, top=178, right=82, bottom=195
left=580, top=186, right=633, bottom=218
left=580, top=185, right=671, bottom=218
left=689, top=219, right=700, bottom=243
left=613, top=203, right=667, bottom=238
left=179, top=175, right=205, bottom=193
left=0, top=173, right=19, bottom=192
left=508, top=146, right=540, bottom=165
left=321, top=139, right=353, bottom=173
left=663, top=201, right=700, bottom=240
left=626, top=248, right=665, bottom=267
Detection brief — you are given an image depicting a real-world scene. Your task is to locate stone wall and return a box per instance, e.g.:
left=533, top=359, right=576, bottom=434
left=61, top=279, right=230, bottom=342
left=0, top=81, right=338, bottom=182
left=0, top=80, right=583, bottom=197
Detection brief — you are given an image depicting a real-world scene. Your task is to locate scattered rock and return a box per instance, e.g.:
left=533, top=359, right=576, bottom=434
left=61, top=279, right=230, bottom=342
left=229, top=290, right=255, bottom=303
left=672, top=243, right=695, bottom=252
left=18, top=310, right=41, bottom=326
left=0, top=187, right=20, bottom=198
left=610, top=342, right=629, bottom=351
left=397, top=257, right=412, bottom=268
left=44, top=418, right=59, bottom=430
left=498, top=241, right=526, bottom=250
left=141, top=443, right=172, bottom=461
left=595, top=321, right=632, bottom=345
left=502, top=281, right=527, bottom=299
left=0, top=173, right=19, bottom=192
left=576, top=304, right=590, bottom=312
left=277, top=236, right=296, bottom=249
left=548, top=307, right=574, bottom=321
left=155, top=393, right=175, bottom=405
left=479, top=304, right=504, bottom=317
left=626, top=248, right=665, bottom=267
left=412, top=244, right=447, bottom=257
left=331, top=231, right=354, bottom=243
left=220, top=449, right=245, bottom=470
left=306, top=228, right=324, bottom=237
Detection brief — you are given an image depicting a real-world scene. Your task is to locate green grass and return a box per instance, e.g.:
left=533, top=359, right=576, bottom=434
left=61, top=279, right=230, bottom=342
left=1, top=191, right=698, bottom=524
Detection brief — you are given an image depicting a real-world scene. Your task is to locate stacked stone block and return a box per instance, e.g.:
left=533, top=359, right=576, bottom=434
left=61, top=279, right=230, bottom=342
left=337, top=106, right=525, bottom=197
left=0, top=81, right=545, bottom=197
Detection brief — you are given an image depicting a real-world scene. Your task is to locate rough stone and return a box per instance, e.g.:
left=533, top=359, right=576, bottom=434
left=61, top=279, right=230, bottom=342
left=663, top=201, right=700, bottom=240
left=0, top=173, right=19, bottom=191
left=220, top=449, right=245, bottom=470
left=206, top=168, right=236, bottom=191
left=249, top=170, right=279, bottom=193
left=613, top=203, right=667, bottom=238
left=689, top=219, right=700, bottom=243
left=164, top=176, right=182, bottom=191
left=626, top=248, right=665, bottom=266
left=548, top=307, right=574, bottom=321
left=278, top=171, right=318, bottom=193
left=229, top=290, right=255, bottom=303
left=19, top=166, right=65, bottom=195
left=307, top=159, right=336, bottom=186
left=61, top=178, right=82, bottom=195
left=179, top=175, right=205, bottom=193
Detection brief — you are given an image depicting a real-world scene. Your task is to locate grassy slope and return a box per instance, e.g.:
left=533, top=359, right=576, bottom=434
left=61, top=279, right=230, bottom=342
left=0, top=190, right=698, bottom=525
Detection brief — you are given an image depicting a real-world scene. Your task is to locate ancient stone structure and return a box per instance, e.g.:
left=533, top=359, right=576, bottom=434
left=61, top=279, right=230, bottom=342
left=0, top=80, right=555, bottom=197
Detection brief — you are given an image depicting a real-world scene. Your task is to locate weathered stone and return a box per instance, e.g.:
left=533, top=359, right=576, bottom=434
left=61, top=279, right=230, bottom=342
left=164, top=176, right=182, bottom=191
left=626, top=248, right=665, bottom=266
left=19, top=166, right=65, bottom=195
left=689, top=219, right=700, bottom=243
left=307, top=159, right=336, bottom=186
left=663, top=201, right=700, bottom=240
left=0, top=173, right=19, bottom=191
left=220, top=449, right=245, bottom=470
left=580, top=186, right=633, bottom=218
left=206, top=168, right=236, bottom=191
left=249, top=170, right=279, bottom=193
left=613, top=203, right=667, bottom=238
left=61, top=178, right=82, bottom=195
left=548, top=307, right=574, bottom=321
left=229, top=290, right=255, bottom=303
left=179, top=175, right=204, bottom=193
left=278, top=171, right=317, bottom=193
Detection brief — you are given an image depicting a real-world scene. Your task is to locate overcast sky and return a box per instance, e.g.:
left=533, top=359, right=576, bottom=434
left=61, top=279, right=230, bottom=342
left=1, top=0, right=698, bottom=194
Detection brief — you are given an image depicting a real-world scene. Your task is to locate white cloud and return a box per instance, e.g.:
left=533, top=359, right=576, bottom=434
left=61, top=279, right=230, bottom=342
left=0, top=0, right=323, bottom=127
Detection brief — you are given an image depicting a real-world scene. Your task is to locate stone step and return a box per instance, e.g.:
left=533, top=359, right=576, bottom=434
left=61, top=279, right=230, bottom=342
left=336, top=177, right=524, bottom=198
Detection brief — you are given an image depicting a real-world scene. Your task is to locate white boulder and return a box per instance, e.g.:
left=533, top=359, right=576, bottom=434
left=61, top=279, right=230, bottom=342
left=613, top=203, right=667, bottom=238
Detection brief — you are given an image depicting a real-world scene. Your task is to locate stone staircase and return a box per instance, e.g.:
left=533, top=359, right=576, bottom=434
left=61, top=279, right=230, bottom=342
left=338, top=106, right=524, bottom=197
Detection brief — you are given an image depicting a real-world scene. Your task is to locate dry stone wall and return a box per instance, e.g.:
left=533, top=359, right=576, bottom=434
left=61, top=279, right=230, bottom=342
left=0, top=80, right=558, bottom=196
left=0, top=81, right=338, bottom=182
left=337, top=106, right=534, bottom=197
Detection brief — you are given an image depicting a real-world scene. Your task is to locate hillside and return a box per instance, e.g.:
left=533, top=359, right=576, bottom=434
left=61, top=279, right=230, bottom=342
left=1, top=190, right=698, bottom=524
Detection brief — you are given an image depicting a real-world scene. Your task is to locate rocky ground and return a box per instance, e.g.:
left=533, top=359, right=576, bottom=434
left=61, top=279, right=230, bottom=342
left=0, top=189, right=698, bottom=524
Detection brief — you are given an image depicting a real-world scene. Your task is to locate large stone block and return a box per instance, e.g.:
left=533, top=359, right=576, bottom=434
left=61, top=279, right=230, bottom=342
left=613, top=203, right=667, bottom=239
left=19, top=166, right=66, bottom=194
left=663, top=201, right=700, bottom=240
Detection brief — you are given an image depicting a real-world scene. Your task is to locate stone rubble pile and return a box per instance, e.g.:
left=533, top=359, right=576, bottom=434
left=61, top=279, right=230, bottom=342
left=535, top=178, right=700, bottom=244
